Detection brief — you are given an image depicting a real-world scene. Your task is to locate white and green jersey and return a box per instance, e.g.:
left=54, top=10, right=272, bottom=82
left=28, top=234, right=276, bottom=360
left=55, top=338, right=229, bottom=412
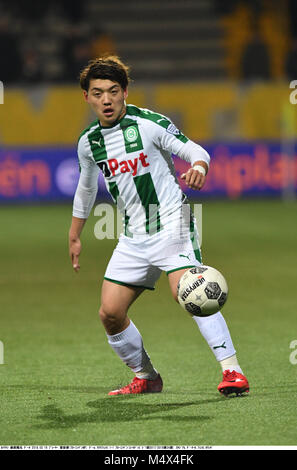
left=73, top=104, right=210, bottom=237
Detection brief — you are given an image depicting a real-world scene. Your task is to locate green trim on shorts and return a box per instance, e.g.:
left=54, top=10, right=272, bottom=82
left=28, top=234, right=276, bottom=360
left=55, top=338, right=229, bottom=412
left=166, top=265, right=196, bottom=275
left=104, top=277, right=155, bottom=290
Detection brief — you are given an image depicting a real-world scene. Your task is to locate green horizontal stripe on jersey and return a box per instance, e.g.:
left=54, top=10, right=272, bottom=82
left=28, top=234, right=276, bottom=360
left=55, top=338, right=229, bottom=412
left=77, top=119, right=98, bottom=143
left=126, top=104, right=188, bottom=144
left=77, top=120, right=99, bottom=172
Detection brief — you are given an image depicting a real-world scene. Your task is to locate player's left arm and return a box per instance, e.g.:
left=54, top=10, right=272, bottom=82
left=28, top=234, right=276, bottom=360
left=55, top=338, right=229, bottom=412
left=153, top=119, right=210, bottom=191
left=180, top=160, right=208, bottom=190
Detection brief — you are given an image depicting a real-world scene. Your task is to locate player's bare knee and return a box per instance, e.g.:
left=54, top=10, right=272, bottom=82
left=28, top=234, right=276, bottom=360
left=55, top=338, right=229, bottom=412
left=168, top=269, right=187, bottom=305
left=99, top=304, right=126, bottom=331
left=99, top=305, right=115, bottom=323
left=172, top=290, right=179, bottom=303
left=169, top=282, right=180, bottom=303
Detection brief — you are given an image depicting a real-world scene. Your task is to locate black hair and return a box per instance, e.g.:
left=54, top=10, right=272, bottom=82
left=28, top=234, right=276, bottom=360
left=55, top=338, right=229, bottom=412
left=80, top=55, right=130, bottom=91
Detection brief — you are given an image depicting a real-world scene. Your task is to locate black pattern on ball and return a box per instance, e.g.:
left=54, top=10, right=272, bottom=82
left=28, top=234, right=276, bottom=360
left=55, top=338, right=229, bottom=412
left=185, top=302, right=202, bottom=315
left=189, top=267, right=208, bottom=275
left=218, top=292, right=227, bottom=306
left=204, top=282, right=221, bottom=299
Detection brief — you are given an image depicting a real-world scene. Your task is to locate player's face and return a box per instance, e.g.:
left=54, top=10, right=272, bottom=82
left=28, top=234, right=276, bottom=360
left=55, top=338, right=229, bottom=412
left=84, top=79, right=128, bottom=127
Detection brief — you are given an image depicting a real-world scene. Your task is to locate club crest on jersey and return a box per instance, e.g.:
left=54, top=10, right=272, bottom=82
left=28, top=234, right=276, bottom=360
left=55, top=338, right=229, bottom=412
left=124, top=126, right=138, bottom=143
left=122, top=124, right=144, bottom=153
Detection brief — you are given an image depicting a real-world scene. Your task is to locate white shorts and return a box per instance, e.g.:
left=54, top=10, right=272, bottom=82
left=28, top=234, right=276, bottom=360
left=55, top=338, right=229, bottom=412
left=104, top=228, right=202, bottom=290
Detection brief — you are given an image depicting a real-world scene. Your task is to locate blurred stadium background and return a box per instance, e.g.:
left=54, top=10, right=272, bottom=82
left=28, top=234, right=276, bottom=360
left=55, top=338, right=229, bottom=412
left=1, top=0, right=297, bottom=202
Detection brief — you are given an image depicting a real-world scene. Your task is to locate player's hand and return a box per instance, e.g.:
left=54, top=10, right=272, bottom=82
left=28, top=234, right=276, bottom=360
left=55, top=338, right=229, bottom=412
left=180, top=167, right=206, bottom=190
left=69, top=237, right=82, bottom=273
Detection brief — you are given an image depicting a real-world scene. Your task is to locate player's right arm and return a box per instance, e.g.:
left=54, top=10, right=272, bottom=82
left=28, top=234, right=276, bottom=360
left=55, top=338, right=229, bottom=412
left=69, top=135, right=99, bottom=272
left=69, top=216, right=86, bottom=272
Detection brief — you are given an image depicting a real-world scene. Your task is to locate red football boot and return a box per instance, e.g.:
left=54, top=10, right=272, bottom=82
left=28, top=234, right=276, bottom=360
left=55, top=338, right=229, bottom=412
left=218, top=369, right=249, bottom=396
left=108, top=374, right=163, bottom=396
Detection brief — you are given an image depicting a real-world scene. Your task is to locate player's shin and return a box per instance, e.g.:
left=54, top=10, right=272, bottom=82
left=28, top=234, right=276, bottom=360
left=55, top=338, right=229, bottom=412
left=106, top=320, right=158, bottom=380
left=192, top=311, right=243, bottom=374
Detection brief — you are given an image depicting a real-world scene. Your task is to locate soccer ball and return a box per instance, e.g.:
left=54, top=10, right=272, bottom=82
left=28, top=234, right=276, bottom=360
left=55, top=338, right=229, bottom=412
left=177, top=265, right=228, bottom=317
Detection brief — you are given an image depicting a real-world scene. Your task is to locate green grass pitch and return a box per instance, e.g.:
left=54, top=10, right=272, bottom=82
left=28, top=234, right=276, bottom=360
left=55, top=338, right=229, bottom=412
left=0, top=199, right=296, bottom=447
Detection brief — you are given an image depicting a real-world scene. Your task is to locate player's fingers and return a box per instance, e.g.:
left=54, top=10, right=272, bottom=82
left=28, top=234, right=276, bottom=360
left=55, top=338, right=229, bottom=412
left=191, top=169, right=207, bottom=190
left=198, top=174, right=206, bottom=189
left=193, top=172, right=204, bottom=189
left=181, top=169, right=206, bottom=190
left=189, top=170, right=198, bottom=188
left=181, top=169, right=197, bottom=181
left=185, top=168, right=198, bottom=188
left=73, top=263, right=80, bottom=273
left=193, top=174, right=206, bottom=190
left=71, top=253, right=80, bottom=272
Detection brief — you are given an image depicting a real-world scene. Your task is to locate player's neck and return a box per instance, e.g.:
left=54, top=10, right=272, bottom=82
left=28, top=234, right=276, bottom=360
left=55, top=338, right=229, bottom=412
left=99, top=104, right=127, bottom=129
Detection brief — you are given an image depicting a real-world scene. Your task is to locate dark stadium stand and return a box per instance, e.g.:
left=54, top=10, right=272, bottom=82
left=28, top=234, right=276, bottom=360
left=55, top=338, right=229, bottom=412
left=0, top=0, right=293, bottom=83
left=1, top=0, right=227, bottom=83
left=86, top=0, right=227, bottom=81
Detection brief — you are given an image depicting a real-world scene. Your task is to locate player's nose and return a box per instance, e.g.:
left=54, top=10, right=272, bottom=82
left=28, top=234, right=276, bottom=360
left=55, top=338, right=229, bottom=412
left=102, top=92, right=112, bottom=105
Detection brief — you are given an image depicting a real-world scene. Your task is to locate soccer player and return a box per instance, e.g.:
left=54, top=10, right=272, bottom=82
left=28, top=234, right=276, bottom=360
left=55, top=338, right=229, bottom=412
left=69, top=56, right=249, bottom=396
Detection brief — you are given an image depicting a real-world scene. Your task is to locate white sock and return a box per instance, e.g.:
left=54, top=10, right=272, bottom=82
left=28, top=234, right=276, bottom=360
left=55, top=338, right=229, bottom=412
left=107, top=320, right=158, bottom=380
left=219, top=354, right=243, bottom=374
left=193, top=311, right=238, bottom=363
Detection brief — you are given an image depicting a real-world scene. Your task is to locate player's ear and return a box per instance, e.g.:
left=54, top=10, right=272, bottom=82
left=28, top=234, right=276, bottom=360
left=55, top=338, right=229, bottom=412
left=83, top=90, right=89, bottom=102
left=123, top=88, right=128, bottom=100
